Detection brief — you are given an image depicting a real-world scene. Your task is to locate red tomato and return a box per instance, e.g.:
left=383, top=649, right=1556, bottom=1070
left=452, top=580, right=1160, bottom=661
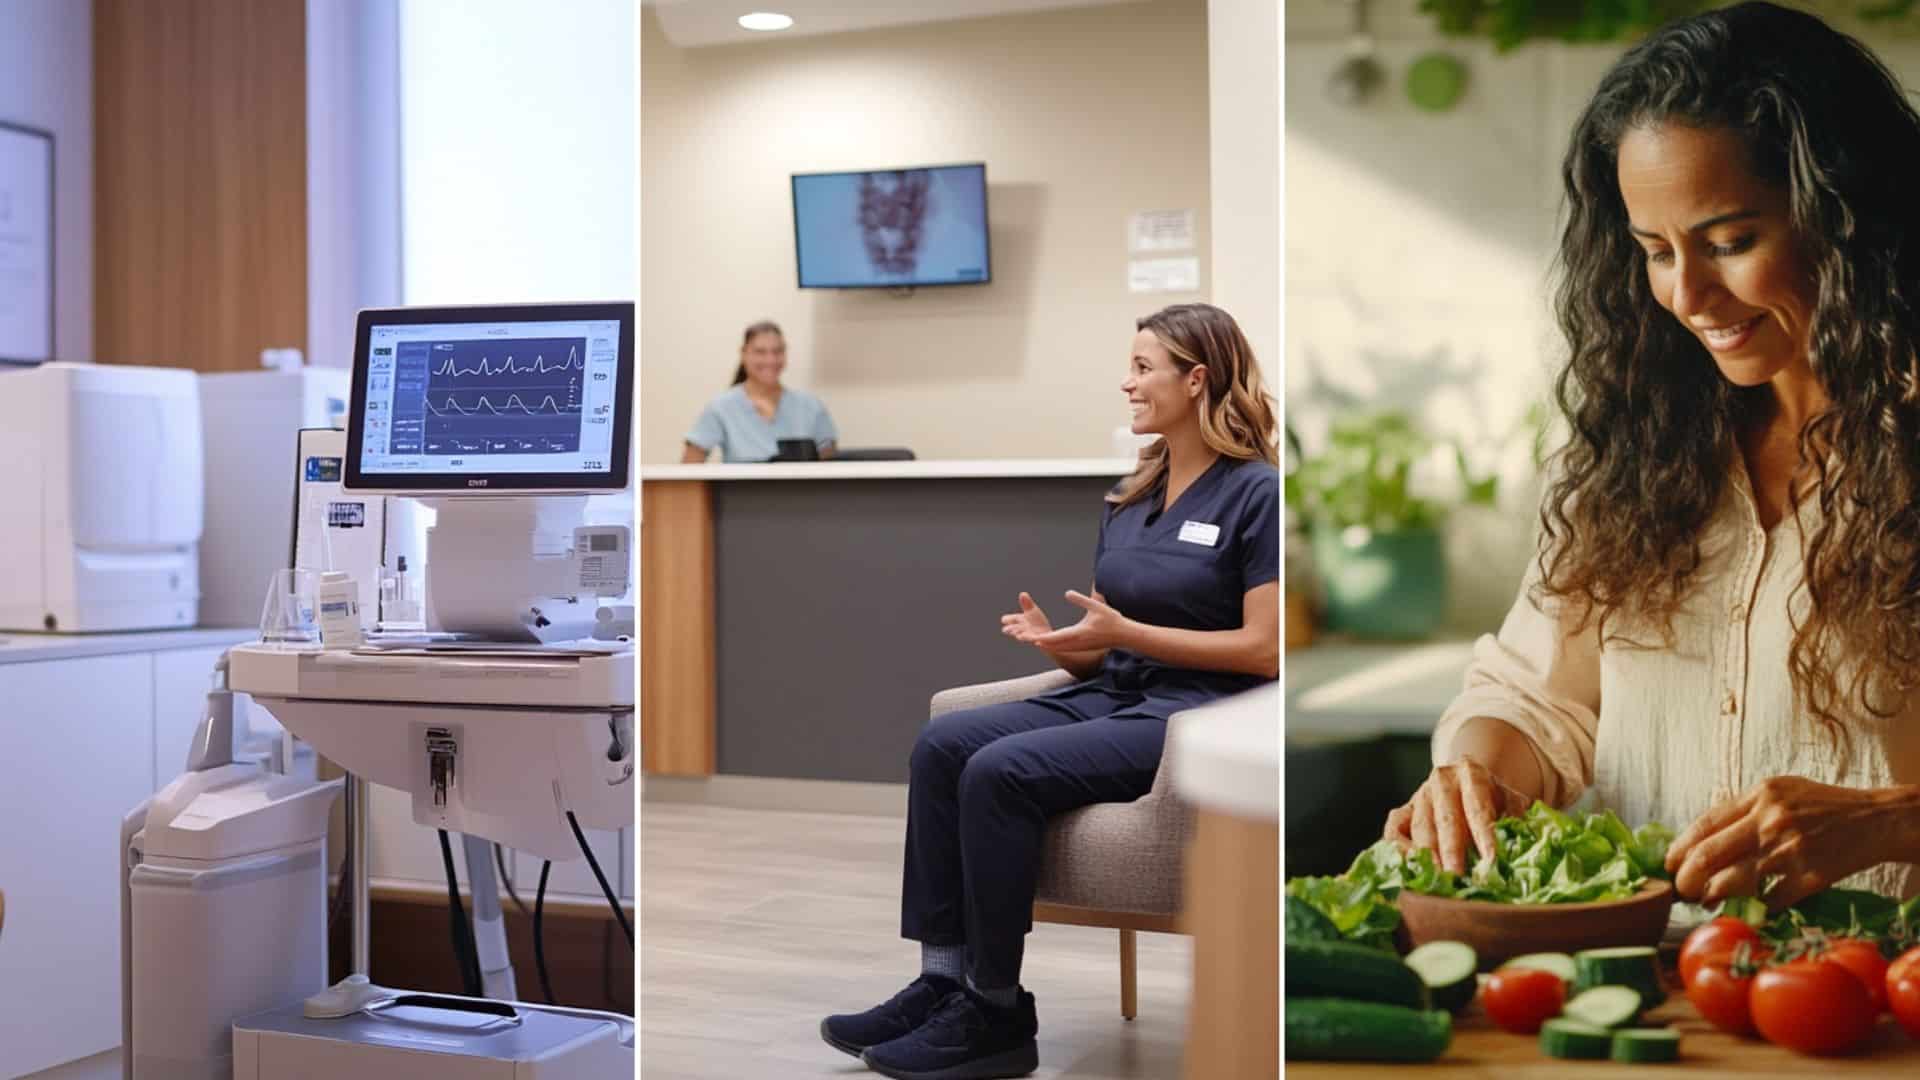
left=1888, top=947, right=1920, bottom=1040
left=1821, top=939, right=1891, bottom=1013
left=1751, top=959, right=1878, bottom=1056
left=1482, top=967, right=1566, bottom=1035
left=1685, top=951, right=1759, bottom=1037
left=1681, top=917, right=1764, bottom=985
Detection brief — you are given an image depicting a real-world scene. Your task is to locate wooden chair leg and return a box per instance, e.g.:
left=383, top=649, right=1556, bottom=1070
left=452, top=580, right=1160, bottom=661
left=1120, top=928, right=1138, bottom=1020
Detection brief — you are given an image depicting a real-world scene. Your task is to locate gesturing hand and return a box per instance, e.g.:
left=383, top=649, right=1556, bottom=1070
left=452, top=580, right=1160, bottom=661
left=1384, top=759, right=1534, bottom=876
left=1665, top=775, right=1908, bottom=910
left=1030, top=590, right=1132, bottom=654
left=1000, top=591, right=1055, bottom=646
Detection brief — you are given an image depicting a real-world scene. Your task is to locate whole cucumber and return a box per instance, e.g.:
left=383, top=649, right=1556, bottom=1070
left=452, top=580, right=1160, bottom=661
left=1286, top=940, right=1430, bottom=1009
left=1286, top=997, right=1452, bottom=1062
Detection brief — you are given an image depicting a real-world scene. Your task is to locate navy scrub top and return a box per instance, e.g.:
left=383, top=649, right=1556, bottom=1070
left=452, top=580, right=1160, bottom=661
left=1036, top=454, right=1281, bottom=721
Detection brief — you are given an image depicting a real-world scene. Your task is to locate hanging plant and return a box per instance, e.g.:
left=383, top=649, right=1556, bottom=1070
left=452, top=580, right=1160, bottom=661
left=1416, top=0, right=1710, bottom=51
left=1420, top=0, right=1919, bottom=52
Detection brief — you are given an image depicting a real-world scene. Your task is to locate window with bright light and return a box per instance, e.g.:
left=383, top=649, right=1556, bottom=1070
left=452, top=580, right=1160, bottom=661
left=398, top=0, right=636, bottom=306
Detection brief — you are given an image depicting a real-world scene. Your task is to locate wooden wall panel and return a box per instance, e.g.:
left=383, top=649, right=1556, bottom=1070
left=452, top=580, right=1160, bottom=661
left=641, top=480, right=717, bottom=776
left=95, top=0, right=307, bottom=373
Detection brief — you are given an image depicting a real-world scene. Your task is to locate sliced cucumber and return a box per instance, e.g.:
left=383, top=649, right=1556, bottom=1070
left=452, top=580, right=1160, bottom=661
left=1285, top=940, right=1429, bottom=1010
left=1503, top=952, right=1577, bottom=983
left=1611, top=1027, right=1681, bottom=1064
left=1575, top=946, right=1666, bottom=1006
left=1563, top=985, right=1644, bottom=1029
left=1404, top=941, right=1478, bottom=1012
left=1285, top=997, right=1452, bottom=1062
left=1541, top=1018, right=1613, bottom=1060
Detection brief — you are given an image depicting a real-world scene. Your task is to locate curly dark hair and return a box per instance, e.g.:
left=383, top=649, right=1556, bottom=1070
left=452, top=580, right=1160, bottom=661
left=1545, top=0, right=1920, bottom=761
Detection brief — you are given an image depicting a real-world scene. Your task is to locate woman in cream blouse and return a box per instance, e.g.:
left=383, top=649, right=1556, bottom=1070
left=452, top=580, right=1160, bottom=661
left=1387, top=2, right=1920, bottom=910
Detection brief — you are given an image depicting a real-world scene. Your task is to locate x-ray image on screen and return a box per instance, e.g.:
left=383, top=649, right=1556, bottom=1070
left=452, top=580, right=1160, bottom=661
left=792, top=163, right=991, bottom=288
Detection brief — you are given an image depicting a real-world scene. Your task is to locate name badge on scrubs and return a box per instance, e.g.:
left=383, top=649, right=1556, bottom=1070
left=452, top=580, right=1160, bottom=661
left=1178, top=520, right=1220, bottom=547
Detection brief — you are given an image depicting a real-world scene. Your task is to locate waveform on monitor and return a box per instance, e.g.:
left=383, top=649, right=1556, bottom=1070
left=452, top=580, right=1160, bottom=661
left=425, top=394, right=580, bottom=416
left=432, top=345, right=583, bottom=378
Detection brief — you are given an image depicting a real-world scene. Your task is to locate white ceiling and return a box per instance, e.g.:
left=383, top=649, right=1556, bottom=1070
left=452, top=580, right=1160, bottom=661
left=645, top=0, right=1152, bottom=48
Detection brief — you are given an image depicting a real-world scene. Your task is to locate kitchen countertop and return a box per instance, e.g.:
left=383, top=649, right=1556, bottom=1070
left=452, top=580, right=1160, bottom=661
left=0, top=627, right=257, bottom=666
left=1289, top=995, right=1920, bottom=1076
left=640, top=458, right=1135, bottom=482
left=1285, top=638, right=1476, bottom=741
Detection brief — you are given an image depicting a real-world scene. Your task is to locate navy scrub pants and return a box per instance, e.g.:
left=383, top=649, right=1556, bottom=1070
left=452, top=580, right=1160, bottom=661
left=899, top=696, right=1167, bottom=990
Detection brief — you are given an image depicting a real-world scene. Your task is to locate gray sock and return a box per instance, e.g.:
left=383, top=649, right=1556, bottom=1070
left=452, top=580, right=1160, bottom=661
left=921, top=943, right=966, bottom=981
left=967, top=975, right=1018, bottom=1009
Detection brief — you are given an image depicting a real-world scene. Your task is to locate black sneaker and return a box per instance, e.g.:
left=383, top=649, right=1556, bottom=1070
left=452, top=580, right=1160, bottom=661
left=820, top=974, right=963, bottom=1059
left=861, top=988, right=1039, bottom=1080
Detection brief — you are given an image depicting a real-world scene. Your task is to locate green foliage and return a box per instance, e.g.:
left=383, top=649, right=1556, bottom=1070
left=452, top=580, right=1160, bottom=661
left=1720, top=887, right=1920, bottom=957
left=1347, top=803, right=1674, bottom=905
left=1287, top=411, right=1445, bottom=533
left=1415, top=0, right=1711, bottom=51
left=1286, top=873, right=1404, bottom=952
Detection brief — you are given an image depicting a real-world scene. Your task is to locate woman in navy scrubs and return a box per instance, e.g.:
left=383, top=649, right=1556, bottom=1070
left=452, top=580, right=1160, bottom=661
left=823, top=303, right=1280, bottom=1080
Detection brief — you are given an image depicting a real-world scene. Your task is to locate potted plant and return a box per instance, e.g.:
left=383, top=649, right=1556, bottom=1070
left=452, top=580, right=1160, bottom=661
left=1287, top=411, right=1451, bottom=640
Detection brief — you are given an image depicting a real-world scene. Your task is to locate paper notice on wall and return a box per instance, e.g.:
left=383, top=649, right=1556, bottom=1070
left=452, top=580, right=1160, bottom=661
left=1128, top=256, right=1201, bottom=294
left=1129, top=209, right=1195, bottom=253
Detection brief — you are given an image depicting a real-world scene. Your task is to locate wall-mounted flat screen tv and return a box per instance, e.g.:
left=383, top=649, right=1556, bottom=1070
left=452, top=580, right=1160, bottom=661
left=792, top=162, right=990, bottom=289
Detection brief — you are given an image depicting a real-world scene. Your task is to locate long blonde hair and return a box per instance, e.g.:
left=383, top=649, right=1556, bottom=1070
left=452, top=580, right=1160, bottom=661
left=1109, top=303, right=1277, bottom=507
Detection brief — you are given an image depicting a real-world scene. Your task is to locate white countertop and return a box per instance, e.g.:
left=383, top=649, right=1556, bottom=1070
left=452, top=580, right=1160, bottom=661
left=641, top=458, right=1135, bottom=482
left=1171, top=682, right=1280, bottom=822
left=0, top=626, right=258, bottom=666
left=1284, top=638, right=1475, bottom=740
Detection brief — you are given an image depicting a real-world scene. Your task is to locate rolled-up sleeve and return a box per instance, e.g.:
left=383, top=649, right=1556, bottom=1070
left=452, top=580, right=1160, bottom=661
left=1432, top=551, right=1601, bottom=808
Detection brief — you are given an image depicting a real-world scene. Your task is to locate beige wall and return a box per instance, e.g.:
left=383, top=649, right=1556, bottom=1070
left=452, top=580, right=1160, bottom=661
left=1209, top=0, right=1279, bottom=386
left=639, top=0, right=1212, bottom=463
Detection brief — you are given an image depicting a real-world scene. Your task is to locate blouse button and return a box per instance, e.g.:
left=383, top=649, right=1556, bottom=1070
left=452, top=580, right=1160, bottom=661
left=1722, top=691, right=1738, bottom=716
left=1730, top=603, right=1745, bottom=622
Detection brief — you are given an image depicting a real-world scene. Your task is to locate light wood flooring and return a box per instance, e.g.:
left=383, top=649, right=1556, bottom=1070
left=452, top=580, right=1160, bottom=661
left=641, top=802, right=1192, bottom=1079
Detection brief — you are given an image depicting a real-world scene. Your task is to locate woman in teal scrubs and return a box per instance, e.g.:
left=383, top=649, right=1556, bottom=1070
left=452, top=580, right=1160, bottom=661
left=681, top=320, right=839, bottom=463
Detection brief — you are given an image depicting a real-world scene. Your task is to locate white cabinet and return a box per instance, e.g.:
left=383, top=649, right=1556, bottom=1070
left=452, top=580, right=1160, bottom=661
left=366, top=782, right=485, bottom=888
left=367, top=787, right=629, bottom=908
left=511, top=823, right=625, bottom=904
left=0, top=655, right=155, bottom=1078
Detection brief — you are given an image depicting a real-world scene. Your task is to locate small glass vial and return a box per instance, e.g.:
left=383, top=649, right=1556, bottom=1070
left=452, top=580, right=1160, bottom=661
left=316, top=571, right=364, bottom=649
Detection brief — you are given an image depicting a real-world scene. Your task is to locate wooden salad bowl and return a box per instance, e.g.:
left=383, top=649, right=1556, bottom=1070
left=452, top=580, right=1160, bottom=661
left=1395, top=879, right=1675, bottom=969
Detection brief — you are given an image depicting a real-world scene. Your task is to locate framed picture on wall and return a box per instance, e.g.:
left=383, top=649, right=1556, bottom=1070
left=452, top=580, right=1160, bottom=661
left=0, top=121, right=53, bottom=365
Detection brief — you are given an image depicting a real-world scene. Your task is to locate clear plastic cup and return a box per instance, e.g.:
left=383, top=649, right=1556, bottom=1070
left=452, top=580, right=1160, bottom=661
left=259, top=569, right=319, bottom=645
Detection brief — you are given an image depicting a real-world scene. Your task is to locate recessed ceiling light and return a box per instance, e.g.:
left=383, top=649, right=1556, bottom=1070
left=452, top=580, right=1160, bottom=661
left=739, top=12, right=794, bottom=31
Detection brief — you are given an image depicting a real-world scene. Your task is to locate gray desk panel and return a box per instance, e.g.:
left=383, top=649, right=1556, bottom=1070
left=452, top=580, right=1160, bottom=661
left=714, top=477, right=1116, bottom=783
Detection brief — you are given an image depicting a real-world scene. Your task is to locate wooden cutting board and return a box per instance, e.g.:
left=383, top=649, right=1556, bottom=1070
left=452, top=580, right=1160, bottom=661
left=1288, top=996, right=1920, bottom=1077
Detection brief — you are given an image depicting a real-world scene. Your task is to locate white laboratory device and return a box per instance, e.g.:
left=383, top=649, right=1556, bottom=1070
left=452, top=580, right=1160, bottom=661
left=210, top=301, right=636, bottom=1079
left=197, top=367, right=353, bottom=628
left=0, top=361, right=204, bottom=632
left=344, top=303, right=633, bottom=642
left=122, top=667, right=344, bottom=1080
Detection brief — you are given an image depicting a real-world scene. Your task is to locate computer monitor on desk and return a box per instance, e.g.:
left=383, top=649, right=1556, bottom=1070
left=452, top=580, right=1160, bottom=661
left=342, top=302, right=635, bottom=642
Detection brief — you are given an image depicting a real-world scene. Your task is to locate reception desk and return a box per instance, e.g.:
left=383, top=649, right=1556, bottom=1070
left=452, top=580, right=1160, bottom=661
left=640, top=459, right=1134, bottom=782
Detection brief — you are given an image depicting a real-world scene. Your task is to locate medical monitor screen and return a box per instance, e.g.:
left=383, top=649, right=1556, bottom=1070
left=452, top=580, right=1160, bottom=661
left=345, top=302, right=633, bottom=491
left=792, top=163, right=990, bottom=289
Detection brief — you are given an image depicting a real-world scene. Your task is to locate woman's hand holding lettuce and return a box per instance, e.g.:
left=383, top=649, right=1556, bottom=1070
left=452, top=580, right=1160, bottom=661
left=1384, top=753, right=1536, bottom=875
left=1288, top=803, right=1678, bottom=951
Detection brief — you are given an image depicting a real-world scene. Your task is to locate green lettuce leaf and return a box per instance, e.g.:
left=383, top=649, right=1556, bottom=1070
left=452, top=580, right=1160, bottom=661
left=1285, top=873, right=1400, bottom=952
